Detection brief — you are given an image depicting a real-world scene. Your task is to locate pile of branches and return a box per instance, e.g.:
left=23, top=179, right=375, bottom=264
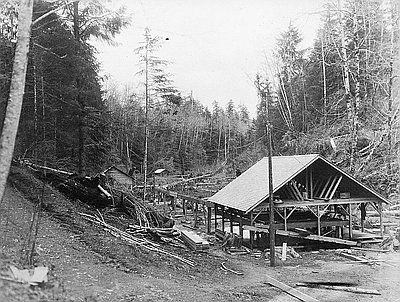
left=126, top=225, right=180, bottom=243
left=109, top=185, right=174, bottom=229
left=80, top=212, right=195, bottom=267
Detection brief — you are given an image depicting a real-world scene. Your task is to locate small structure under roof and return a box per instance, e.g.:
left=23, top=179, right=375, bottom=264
left=103, top=166, right=135, bottom=187
left=209, top=154, right=389, bottom=248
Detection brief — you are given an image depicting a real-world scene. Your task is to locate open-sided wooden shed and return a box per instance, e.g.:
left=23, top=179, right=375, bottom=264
left=209, top=154, right=389, bottom=247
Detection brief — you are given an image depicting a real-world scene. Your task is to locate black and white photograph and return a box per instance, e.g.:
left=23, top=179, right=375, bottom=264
left=0, top=0, right=399, bottom=301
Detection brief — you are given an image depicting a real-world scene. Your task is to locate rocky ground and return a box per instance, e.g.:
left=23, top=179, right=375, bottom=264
left=0, top=166, right=399, bottom=301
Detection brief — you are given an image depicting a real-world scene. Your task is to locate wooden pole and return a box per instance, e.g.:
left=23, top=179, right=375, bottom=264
left=221, top=205, right=225, bottom=232
left=250, top=211, right=254, bottom=249
left=349, top=204, right=353, bottom=240
left=379, top=202, right=383, bottom=237
left=214, top=204, right=218, bottom=231
left=284, top=207, right=287, bottom=231
left=317, top=205, right=321, bottom=236
left=230, top=210, right=234, bottom=233
left=239, top=214, right=243, bottom=237
left=194, top=202, right=198, bottom=228
left=361, top=203, right=366, bottom=232
left=207, top=206, right=212, bottom=234
left=267, top=123, right=275, bottom=267
left=183, top=199, right=187, bottom=221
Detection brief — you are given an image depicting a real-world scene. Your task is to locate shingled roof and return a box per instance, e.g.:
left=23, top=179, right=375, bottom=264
left=208, top=154, right=388, bottom=213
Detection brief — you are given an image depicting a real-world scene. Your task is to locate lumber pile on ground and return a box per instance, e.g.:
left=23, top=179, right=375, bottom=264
left=179, top=229, right=210, bottom=251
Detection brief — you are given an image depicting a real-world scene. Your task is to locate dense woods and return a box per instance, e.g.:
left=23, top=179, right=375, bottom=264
left=0, top=0, right=399, bottom=199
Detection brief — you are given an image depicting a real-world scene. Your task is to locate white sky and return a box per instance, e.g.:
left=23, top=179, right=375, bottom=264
left=93, top=0, right=325, bottom=117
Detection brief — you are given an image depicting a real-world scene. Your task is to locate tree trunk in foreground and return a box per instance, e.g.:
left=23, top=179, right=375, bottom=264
left=0, top=0, right=34, bottom=202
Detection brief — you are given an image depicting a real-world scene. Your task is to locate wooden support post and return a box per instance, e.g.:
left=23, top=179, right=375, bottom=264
left=214, top=204, right=218, bottom=231
left=310, top=168, right=313, bottom=199
left=379, top=202, right=383, bottom=237
left=194, top=202, right=198, bottom=228
left=306, top=169, right=309, bottom=199
left=317, top=205, right=321, bottom=236
left=230, top=210, right=234, bottom=233
left=284, top=208, right=287, bottom=231
left=183, top=199, right=187, bottom=221
left=250, top=211, right=254, bottom=249
left=221, top=206, right=225, bottom=232
left=172, top=195, right=177, bottom=217
left=239, top=215, right=243, bottom=237
left=349, top=204, right=353, bottom=240
left=361, top=203, right=366, bottom=232
left=207, top=206, right=212, bottom=234
left=162, top=193, right=167, bottom=215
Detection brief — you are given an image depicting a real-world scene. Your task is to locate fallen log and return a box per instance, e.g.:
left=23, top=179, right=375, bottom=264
left=296, top=283, right=380, bottom=295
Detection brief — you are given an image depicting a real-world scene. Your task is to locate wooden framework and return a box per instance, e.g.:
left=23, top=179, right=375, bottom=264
left=154, top=187, right=214, bottom=234
left=210, top=164, right=387, bottom=248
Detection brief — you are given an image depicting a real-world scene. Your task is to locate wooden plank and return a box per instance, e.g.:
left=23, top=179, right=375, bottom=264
left=273, top=198, right=380, bottom=208
left=243, top=225, right=270, bottom=233
left=351, top=247, right=390, bottom=253
left=207, top=206, right=212, bottom=234
left=264, top=275, right=319, bottom=302
left=323, top=175, right=339, bottom=199
left=276, top=230, right=357, bottom=246
left=296, top=283, right=380, bottom=295
left=291, top=181, right=304, bottom=201
left=327, top=175, right=343, bottom=200
left=284, top=184, right=297, bottom=200
left=318, top=176, right=333, bottom=198
left=274, top=219, right=348, bottom=229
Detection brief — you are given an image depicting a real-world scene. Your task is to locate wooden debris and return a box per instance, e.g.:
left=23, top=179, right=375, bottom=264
left=80, top=213, right=195, bottom=267
left=282, top=243, right=287, bottom=261
left=296, top=283, right=380, bottom=295
left=336, top=251, right=380, bottom=265
left=264, top=275, right=319, bottom=302
left=351, top=247, right=390, bottom=253
left=299, top=281, right=357, bottom=286
left=179, top=229, right=210, bottom=251
left=220, top=262, right=244, bottom=275
left=9, top=265, right=48, bottom=285
left=276, top=230, right=357, bottom=246
left=222, top=232, right=242, bottom=250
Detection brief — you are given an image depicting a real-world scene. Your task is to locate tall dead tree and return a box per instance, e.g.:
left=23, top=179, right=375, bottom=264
left=0, top=0, right=34, bottom=203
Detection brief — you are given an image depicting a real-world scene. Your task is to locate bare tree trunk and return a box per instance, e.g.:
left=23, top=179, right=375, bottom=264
left=0, top=0, right=34, bottom=203
left=350, top=4, right=361, bottom=173
left=321, top=33, right=327, bottom=126
left=339, top=0, right=355, bottom=171
left=73, top=2, right=85, bottom=175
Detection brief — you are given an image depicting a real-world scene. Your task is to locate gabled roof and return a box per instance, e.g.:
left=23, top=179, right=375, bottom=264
left=103, top=166, right=134, bottom=179
left=208, top=154, right=388, bottom=213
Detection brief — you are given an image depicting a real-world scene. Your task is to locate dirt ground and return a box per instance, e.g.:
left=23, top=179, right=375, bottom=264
left=0, top=167, right=399, bottom=302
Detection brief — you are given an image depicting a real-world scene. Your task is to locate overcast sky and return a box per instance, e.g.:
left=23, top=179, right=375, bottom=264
left=93, top=0, right=325, bottom=117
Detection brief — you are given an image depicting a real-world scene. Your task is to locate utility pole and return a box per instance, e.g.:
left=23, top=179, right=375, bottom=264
left=267, top=122, right=275, bottom=267
left=143, top=29, right=150, bottom=201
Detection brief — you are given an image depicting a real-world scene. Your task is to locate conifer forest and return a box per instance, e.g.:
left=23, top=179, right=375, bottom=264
left=0, top=1, right=399, bottom=301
